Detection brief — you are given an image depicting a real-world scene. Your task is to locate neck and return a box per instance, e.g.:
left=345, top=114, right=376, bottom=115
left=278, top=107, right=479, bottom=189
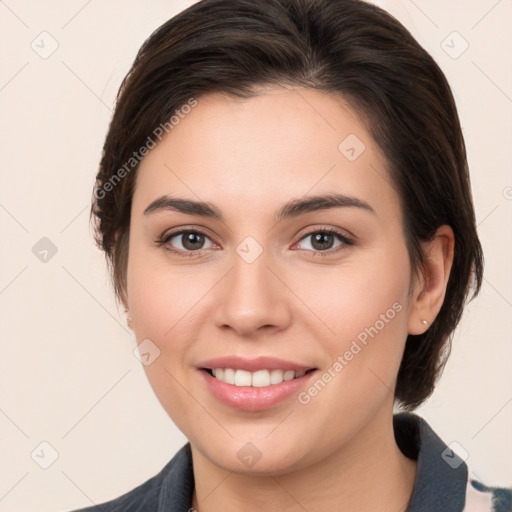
left=190, top=406, right=417, bottom=512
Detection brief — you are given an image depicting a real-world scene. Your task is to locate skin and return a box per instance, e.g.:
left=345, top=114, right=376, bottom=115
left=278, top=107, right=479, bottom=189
left=124, top=86, right=454, bottom=511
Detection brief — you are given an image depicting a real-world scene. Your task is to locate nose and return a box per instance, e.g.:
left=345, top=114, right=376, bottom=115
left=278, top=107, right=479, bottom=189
left=212, top=251, right=292, bottom=337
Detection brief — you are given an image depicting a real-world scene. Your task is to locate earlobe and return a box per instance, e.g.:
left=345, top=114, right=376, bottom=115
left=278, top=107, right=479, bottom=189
left=408, top=225, right=455, bottom=335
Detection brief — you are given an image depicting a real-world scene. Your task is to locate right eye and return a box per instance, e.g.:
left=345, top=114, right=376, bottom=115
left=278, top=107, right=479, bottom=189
left=157, top=229, right=217, bottom=257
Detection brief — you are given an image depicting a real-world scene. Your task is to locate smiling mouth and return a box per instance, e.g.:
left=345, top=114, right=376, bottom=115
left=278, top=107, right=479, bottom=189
left=202, top=367, right=317, bottom=387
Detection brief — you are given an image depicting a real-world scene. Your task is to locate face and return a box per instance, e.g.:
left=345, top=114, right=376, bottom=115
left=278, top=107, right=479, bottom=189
left=126, top=86, right=416, bottom=475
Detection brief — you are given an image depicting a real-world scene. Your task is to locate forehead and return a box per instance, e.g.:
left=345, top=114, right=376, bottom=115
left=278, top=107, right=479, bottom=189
left=133, top=86, right=398, bottom=221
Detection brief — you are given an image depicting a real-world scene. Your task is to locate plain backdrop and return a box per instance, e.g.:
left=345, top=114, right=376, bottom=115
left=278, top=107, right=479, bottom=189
left=0, top=0, right=511, bottom=510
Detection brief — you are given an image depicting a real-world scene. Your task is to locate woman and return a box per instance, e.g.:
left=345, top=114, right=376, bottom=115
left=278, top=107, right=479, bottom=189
left=73, top=0, right=511, bottom=510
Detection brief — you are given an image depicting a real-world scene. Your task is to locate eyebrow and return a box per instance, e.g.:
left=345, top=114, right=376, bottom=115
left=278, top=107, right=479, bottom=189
left=143, top=193, right=375, bottom=222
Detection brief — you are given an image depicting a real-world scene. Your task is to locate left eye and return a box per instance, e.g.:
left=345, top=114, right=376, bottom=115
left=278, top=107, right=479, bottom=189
left=295, top=230, right=351, bottom=252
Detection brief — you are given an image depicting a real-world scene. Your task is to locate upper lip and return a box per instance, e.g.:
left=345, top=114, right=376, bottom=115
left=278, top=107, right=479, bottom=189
left=196, top=356, right=316, bottom=373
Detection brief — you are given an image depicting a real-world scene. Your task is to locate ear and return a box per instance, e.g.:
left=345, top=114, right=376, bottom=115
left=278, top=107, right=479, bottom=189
left=408, top=225, right=455, bottom=335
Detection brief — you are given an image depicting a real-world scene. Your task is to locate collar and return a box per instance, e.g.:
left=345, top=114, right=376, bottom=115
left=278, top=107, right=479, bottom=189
left=157, top=412, right=468, bottom=511
left=393, top=412, right=468, bottom=511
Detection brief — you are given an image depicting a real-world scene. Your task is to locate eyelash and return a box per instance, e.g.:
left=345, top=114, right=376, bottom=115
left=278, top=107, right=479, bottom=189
left=154, top=226, right=355, bottom=259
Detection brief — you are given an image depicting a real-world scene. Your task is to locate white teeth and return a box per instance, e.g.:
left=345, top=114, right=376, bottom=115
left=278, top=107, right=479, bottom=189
left=210, top=368, right=310, bottom=387
left=269, top=369, right=284, bottom=384
left=223, top=368, right=236, bottom=384
left=252, top=370, right=270, bottom=387
left=234, top=370, right=252, bottom=386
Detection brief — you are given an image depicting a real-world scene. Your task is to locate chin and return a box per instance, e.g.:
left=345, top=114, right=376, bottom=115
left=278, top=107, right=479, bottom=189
left=197, top=437, right=312, bottom=476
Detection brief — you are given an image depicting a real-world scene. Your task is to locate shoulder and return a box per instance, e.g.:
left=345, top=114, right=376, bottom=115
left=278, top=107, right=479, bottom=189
left=463, top=478, right=512, bottom=512
left=65, top=443, right=194, bottom=512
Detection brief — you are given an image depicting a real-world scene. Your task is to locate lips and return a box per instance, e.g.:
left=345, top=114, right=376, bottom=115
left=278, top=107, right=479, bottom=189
left=196, top=355, right=318, bottom=411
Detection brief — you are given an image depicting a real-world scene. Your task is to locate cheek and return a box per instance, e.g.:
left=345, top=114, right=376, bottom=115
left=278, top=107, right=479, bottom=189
left=289, top=250, right=411, bottom=444
left=295, top=250, right=412, bottom=420
left=288, top=248, right=411, bottom=352
left=127, top=242, right=205, bottom=338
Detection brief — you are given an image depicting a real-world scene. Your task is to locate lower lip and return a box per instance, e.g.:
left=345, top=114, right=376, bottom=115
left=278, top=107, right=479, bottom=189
left=199, top=369, right=317, bottom=412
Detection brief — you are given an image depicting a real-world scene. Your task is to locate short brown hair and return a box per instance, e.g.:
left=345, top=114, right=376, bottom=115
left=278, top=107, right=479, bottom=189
left=91, top=0, right=483, bottom=409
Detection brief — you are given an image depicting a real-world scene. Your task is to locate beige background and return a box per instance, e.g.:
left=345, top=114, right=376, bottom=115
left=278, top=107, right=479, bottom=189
left=0, top=0, right=511, bottom=510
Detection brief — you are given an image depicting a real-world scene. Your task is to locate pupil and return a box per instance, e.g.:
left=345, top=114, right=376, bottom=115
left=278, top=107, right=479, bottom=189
left=312, top=233, right=333, bottom=250
left=183, top=232, right=204, bottom=250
